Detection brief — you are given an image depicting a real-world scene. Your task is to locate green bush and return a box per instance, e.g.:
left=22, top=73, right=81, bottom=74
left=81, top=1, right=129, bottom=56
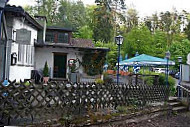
left=139, top=69, right=158, bottom=86
left=24, top=81, right=30, bottom=86
left=95, top=78, right=104, bottom=84
left=139, top=69, right=157, bottom=75
left=129, top=68, right=133, bottom=73
left=142, top=76, right=154, bottom=86
left=138, top=69, right=176, bottom=95
left=103, top=72, right=113, bottom=84
left=116, top=106, right=127, bottom=113
left=158, top=73, right=176, bottom=96
left=43, top=61, right=49, bottom=77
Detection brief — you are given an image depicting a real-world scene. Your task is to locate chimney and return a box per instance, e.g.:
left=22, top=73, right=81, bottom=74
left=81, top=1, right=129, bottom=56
left=34, top=15, right=47, bottom=43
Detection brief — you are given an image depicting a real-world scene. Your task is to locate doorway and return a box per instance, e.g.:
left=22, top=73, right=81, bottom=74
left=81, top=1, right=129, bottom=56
left=53, top=53, right=67, bottom=78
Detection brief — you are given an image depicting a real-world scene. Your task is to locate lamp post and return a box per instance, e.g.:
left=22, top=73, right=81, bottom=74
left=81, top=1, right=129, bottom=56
left=178, top=56, right=182, bottom=99
left=115, top=35, right=123, bottom=85
left=165, top=51, right=171, bottom=87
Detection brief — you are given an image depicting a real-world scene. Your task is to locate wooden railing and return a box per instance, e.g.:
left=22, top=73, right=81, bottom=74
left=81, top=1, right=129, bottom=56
left=0, top=81, right=169, bottom=125
left=177, top=85, right=190, bottom=109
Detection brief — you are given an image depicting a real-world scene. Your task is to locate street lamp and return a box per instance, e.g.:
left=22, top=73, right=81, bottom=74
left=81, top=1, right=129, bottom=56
left=115, top=35, right=123, bottom=85
left=165, top=51, right=171, bottom=87
left=178, top=56, right=182, bottom=99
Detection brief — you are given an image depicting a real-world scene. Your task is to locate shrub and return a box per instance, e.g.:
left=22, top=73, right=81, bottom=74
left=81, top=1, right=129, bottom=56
left=116, top=106, right=127, bottom=113
left=43, top=61, right=49, bottom=77
left=139, top=69, right=158, bottom=86
left=143, top=76, right=154, bottom=86
left=103, top=72, right=113, bottom=84
left=95, top=78, right=104, bottom=84
left=158, top=73, right=176, bottom=96
left=24, top=81, right=30, bottom=86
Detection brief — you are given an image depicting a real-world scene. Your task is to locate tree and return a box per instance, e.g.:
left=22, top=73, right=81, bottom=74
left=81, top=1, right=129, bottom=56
left=125, top=8, right=139, bottom=32
left=159, top=10, right=182, bottom=47
left=170, top=39, right=190, bottom=68
left=57, top=0, right=87, bottom=30
left=185, top=22, right=190, bottom=40
left=93, top=0, right=126, bottom=42
left=95, top=0, right=125, bottom=10
left=38, top=0, right=59, bottom=25
left=151, top=13, right=159, bottom=33
left=95, top=41, right=118, bottom=69
left=152, top=30, right=167, bottom=58
left=122, top=25, right=153, bottom=57
left=24, top=0, right=59, bottom=26
left=73, top=25, right=93, bottom=39
left=92, top=5, right=114, bottom=42
left=24, top=5, right=38, bottom=16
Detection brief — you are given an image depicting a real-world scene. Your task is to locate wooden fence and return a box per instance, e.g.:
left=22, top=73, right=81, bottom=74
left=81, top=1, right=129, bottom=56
left=0, top=81, right=169, bottom=125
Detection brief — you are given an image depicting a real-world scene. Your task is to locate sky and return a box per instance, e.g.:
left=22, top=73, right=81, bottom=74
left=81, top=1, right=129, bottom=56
left=7, top=0, right=190, bottom=17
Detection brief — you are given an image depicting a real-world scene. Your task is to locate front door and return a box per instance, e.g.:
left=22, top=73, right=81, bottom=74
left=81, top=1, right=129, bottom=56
left=53, top=53, right=67, bottom=78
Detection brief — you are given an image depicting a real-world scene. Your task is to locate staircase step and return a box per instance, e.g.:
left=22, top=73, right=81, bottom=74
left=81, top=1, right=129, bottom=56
left=169, top=102, right=181, bottom=107
left=172, top=106, right=187, bottom=112
left=168, top=97, right=178, bottom=102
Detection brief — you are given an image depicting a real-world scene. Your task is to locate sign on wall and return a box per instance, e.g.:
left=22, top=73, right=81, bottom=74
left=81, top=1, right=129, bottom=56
left=16, top=28, right=31, bottom=45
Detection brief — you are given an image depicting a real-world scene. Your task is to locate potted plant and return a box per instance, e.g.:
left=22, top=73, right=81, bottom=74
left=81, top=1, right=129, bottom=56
left=68, top=59, right=79, bottom=82
left=43, top=61, right=49, bottom=84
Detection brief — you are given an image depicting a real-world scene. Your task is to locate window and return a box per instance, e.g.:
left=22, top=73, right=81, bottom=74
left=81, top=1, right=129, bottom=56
left=45, top=32, right=54, bottom=43
left=18, top=44, right=34, bottom=66
left=64, top=33, right=69, bottom=43
left=31, top=46, right=34, bottom=65
left=18, top=44, right=24, bottom=64
left=58, top=32, right=64, bottom=43
left=46, top=31, right=69, bottom=43
left=58, top=32, right=69, bottom=43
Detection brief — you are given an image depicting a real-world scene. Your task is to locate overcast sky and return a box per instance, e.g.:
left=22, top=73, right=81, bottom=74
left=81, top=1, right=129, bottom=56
left=7, top=0, right=190, bottom=17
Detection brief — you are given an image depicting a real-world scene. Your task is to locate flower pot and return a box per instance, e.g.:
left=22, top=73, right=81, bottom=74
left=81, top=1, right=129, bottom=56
left=43, top=77, right=49, bottom=84
left=69, top=73, right=79, bottom=83
left=107, top=70, right=115, bottom=74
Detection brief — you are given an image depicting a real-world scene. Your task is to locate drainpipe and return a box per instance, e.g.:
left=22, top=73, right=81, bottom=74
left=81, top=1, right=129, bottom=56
left=2, top=12, right=8, bottom=80
left=0, top=10, right=3, bottom=80
left=0, top=8, right=8, bottom=80
left=0, top=0, right=9, bottom=81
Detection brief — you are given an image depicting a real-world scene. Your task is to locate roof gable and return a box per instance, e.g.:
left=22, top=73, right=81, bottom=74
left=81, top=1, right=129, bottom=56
left=4, top=5, right=43, bottom=29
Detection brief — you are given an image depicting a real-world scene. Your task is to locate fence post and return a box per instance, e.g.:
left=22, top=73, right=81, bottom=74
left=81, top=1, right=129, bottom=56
left=135, top=74, right=138, bottom=85
left=187, top=93, right=190, bottom=111
left=181, top=89, right=183, bottom=100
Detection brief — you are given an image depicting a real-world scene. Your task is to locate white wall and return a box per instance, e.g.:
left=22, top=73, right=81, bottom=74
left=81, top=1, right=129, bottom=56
left=182, top=64, right=190, bottom=82
left=35, top=47, right=83, bottom=78
left=9, top=18, right=38, bottom=81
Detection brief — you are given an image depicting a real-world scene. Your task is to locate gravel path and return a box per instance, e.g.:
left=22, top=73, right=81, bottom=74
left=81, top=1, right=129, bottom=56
left=105, top=112, right=190, bottom=127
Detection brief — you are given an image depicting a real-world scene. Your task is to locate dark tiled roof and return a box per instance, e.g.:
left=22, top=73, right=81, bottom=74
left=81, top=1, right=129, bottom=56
left=35, top=43, right=109, bottom=52
left=47, top=26, right=73, bottom=32
left=4, top=5, right=43, bottom=29
left=71, top=38, right=94, bottom=48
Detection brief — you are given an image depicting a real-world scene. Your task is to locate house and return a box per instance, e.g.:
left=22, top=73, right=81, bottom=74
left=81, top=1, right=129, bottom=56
left=0, top=5, right=109, bottom=81
left=0, top=5, right=42, bottom=81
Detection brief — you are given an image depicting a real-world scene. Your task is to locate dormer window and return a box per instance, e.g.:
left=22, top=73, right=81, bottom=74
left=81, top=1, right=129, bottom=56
left=45, top=31, right=69, bottom=43
left=45, top=31, right=54, bottom=43
left=44, top=26, right=72, bottom=44
left=58, top=32, right=68, bottom=43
